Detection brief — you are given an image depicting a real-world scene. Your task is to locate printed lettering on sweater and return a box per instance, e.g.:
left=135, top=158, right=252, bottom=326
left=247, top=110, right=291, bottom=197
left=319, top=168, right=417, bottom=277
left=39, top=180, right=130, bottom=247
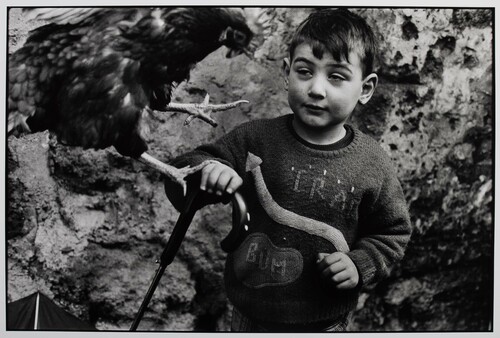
left=291, top=164, right=359, bottom=216
left=233, top=233, right=303, bottom=289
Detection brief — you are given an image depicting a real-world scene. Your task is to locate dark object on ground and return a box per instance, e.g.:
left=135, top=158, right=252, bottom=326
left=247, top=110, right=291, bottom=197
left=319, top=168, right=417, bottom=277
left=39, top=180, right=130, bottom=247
left=7, top=291, right=96, bottom=330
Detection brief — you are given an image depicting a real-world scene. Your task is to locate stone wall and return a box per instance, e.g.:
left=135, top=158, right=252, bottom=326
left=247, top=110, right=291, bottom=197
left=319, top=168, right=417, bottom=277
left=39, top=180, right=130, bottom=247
left=6, top=8, right=493, bottom=331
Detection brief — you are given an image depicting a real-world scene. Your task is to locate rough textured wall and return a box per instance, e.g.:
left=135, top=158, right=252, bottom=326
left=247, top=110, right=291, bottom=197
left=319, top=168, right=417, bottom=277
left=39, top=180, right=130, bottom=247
left=7, top=8, right=493, bottom=331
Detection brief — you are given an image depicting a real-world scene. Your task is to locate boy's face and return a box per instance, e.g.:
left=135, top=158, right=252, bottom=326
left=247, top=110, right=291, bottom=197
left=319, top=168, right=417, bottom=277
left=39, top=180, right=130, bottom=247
left=284, top=43, right=377, bottom=134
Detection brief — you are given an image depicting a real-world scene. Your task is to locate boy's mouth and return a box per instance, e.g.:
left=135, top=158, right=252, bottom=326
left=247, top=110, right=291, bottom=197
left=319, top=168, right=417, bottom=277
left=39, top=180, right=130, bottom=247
left=304, top=103, right=327, bottom=112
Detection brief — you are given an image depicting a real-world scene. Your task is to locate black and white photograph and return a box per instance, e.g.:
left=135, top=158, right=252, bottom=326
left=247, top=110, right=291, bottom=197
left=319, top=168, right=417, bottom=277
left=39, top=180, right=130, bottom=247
left=2, top=1, right=496, bottom=335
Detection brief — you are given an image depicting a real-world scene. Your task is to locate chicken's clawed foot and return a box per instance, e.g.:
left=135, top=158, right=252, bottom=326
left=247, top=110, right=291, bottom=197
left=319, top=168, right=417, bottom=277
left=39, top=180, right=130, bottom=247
left=164, top=94, right=248, bottom=127
left=138, top=153, right=218, bottom=195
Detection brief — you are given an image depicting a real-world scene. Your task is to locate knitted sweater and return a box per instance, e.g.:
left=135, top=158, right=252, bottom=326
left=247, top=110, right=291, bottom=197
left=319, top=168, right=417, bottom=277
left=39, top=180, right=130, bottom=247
left=169, top=114, right=412, bottom=325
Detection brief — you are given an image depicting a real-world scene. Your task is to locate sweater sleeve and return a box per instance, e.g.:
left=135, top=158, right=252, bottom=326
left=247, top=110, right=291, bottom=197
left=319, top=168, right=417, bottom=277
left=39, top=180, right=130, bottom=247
left=346, top=168, right=412, bottom=289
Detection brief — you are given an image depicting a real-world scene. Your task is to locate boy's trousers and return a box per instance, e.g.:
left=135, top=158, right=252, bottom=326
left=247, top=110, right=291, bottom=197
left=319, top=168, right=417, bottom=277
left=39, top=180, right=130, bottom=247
left=230, top=307, right=351, bottom=332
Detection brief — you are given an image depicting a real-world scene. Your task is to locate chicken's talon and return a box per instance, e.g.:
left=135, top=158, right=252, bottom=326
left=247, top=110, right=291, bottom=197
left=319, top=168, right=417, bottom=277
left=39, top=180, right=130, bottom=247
left=164, top=97, right=248, bottom=127
left=202, top=93, right=210, bottom=105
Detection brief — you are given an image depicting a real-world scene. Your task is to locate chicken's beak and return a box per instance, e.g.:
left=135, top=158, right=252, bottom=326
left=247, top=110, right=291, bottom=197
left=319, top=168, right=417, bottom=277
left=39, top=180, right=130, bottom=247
left=226, top=48, right=243, bottom=58
left=226, top=47, right=252, bottom=58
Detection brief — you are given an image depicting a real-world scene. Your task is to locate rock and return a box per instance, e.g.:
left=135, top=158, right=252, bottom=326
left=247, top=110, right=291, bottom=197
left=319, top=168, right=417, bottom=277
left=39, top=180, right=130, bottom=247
left=7, top=7, right=492, bottom=331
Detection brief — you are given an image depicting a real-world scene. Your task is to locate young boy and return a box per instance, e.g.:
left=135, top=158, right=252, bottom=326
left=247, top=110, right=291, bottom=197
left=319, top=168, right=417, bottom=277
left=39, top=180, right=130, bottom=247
left=166, top=8, right=412, bottom=332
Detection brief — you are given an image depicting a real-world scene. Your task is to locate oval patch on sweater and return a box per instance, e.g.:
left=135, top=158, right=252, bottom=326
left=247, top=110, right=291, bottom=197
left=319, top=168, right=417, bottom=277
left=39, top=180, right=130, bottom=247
left=233, top=233, right=303, bottom=289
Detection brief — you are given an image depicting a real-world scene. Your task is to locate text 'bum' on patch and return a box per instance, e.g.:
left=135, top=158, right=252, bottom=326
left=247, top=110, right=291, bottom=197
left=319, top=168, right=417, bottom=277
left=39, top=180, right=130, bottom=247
left=233, top=233, right=303, bottom=289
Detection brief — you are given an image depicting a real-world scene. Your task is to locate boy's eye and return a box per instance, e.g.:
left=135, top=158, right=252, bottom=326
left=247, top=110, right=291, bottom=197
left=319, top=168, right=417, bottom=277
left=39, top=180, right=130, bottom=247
left=329, top=73, right=346, bottom=82
left=296, top=68, right=312, bottom=77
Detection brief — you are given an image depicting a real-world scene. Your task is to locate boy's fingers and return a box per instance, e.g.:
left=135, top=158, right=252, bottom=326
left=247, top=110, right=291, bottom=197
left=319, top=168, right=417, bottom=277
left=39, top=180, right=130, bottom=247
left=215, top=170, right=233, bottom=195
left=330, top=270, right=350, bottom=284
left=317, top=253, right=329, bottom=262
left=316, top=252, right=342, bottom=270
left=205, top=166, right=225, bottom=193
left=226, top=175, right=243, bottom=194
left=317, top=252, right=359, bottom=289
left=335, top=279, right=355, bottom=290
left=321, top=261, right=345, bottom=278
left=198, top=163, right=243, bottom=197
left=327, top=252, right=345, bottom=262
left=316, top=253, right=329, bottom=266
left=200, top=163, right=217, bottom=191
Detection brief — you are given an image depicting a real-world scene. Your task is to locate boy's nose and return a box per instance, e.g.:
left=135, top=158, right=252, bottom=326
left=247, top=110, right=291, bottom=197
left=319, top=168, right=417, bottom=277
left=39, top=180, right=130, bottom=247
left=308, top=77, right=327, bottom=99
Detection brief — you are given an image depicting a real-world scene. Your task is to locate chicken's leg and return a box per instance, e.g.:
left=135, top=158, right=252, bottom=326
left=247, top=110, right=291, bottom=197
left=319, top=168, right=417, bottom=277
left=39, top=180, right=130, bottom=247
left=164, top=94, right=248, bottom=127
left=138, top=152, right=217, bottom=195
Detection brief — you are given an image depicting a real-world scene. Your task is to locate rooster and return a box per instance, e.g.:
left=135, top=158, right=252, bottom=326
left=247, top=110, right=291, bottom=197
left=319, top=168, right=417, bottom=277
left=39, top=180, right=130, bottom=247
left=8, top=7, right=255, bottom=192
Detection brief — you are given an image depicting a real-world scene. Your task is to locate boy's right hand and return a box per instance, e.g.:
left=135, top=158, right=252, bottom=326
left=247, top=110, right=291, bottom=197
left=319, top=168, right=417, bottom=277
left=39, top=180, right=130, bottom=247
left=200, top=161, right=243, bottom=196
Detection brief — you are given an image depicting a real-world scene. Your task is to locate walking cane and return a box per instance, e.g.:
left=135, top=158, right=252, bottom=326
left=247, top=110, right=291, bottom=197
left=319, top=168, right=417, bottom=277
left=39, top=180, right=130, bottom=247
left=130, top=186, right=249, bottom=331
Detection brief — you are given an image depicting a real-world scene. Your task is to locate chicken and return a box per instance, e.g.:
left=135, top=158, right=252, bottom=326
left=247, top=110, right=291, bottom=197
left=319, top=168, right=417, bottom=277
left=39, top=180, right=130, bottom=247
left=8, top=7, right=254, bottom=192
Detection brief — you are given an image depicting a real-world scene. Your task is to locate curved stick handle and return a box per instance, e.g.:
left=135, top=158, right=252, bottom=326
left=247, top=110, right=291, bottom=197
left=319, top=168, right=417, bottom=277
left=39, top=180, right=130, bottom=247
left=220, top=191, right=249, bottom=253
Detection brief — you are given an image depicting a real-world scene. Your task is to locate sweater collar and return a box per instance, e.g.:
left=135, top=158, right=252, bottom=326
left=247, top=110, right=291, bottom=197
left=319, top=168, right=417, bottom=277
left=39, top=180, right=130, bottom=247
left=286, top=115, right=355, bottom=151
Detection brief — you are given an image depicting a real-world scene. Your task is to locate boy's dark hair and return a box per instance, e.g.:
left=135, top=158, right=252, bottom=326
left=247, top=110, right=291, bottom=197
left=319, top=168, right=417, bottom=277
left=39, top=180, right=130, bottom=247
left=289, top=8, right=378, bottom=76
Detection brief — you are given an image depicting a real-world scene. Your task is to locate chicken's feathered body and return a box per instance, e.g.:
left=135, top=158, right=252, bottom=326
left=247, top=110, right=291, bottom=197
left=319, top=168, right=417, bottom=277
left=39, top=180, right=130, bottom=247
left=8, top=7, right=253, bottom=160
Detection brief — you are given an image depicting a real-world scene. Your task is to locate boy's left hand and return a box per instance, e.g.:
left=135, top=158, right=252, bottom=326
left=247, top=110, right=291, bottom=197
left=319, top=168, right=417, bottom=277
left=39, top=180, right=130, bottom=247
left=317, top=252, right=359, bottom=290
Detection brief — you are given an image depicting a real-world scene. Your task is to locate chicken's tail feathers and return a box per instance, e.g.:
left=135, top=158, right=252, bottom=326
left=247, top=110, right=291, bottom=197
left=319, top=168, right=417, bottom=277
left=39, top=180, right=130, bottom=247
left=23, top=7, right=102, bottom=25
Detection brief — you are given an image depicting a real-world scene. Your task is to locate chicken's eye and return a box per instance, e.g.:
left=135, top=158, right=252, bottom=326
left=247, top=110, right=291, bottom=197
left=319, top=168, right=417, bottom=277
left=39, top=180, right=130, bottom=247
left=233, top=30, right=247, bottom=44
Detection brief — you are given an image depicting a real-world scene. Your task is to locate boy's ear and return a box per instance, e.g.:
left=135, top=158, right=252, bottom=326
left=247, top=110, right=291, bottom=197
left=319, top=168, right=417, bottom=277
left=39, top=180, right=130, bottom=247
left=283, top=58, right=291, bottom=89
left=283, top=57, right=291, bottom=76
left=359, top=73, right=378, bottom=105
